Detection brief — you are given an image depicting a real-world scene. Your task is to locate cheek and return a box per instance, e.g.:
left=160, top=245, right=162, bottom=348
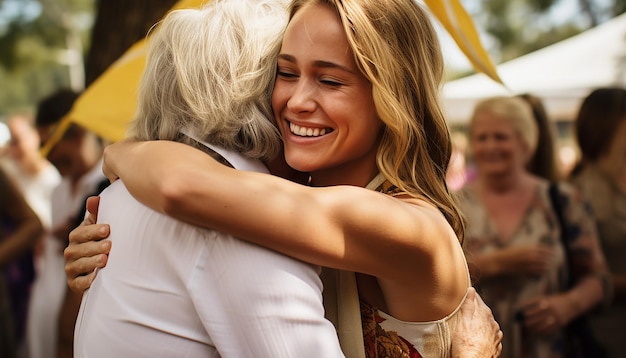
left=271, top=83, right=288, bottom=111
left=469, top=142, right=484, bottom=157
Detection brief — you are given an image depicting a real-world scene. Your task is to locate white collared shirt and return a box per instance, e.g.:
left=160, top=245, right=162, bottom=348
left=74, top=143, right=344, bottom=358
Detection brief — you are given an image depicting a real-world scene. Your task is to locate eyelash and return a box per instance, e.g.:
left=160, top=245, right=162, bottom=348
left=277, top=68, right=344, bottom=87
left=320, top=79, right=342, bottom=87
left=277, top=70, right=298, bottom=79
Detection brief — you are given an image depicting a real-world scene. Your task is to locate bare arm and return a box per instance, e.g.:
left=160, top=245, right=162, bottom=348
left=467, top=244, right=554, bottom=280
left=522, top=184, right=609, bottom=335
left=0, top=168, right=43, bottom=266
left=104, top=139, right=468, bottom=318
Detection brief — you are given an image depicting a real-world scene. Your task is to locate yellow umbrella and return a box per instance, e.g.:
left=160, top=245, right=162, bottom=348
left=42, top=0, right=501, bottom=154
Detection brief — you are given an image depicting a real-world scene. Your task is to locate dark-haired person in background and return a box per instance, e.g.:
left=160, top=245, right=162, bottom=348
left=0, top=166, right=43, bottom=357
left=570, top=87, right=626, bottom=358
left=25, top=89, right=107, bottom=358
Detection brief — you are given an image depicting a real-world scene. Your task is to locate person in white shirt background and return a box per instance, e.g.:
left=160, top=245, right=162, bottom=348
left=26, top=89, right=106, bottom=358
left=0, top=113, right=60, bottom=356
left=2, top=114, right=61, bottom=234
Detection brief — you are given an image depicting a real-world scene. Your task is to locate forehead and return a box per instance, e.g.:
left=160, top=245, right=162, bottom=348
left=282, top=3, right=352, bottom=63
left=471, top=111, right=516, bottom=133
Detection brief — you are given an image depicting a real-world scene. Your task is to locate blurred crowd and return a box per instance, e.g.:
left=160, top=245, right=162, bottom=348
left=0, top=89, right=107, bottom=358
left=448, top=87, right=626, bottom=358
left=0, top=85, right=624, bottom=358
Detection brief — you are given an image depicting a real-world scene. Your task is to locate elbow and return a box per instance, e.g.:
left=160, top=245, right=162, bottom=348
left=158, top=174, right=191, bottom=217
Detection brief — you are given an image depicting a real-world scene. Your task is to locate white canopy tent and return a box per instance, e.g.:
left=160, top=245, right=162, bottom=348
left=442, top=12, right=626, bottom=124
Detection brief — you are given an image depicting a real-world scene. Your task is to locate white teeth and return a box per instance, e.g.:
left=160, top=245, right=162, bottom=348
left=290, top=122, right=330, bottom=137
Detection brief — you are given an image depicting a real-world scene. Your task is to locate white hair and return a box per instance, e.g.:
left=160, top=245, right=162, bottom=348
left=129, top=0, right=289, bottom=160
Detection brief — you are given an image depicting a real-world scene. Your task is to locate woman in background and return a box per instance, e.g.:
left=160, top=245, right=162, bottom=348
left=570, top=87, right=626, bottom=358
left=456, top=96, right=609, bottom=358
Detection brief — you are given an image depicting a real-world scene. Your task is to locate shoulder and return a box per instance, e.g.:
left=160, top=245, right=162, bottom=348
left=570, top=165, right=613, bottom=202
left=399, top=196, right=462, bottom=250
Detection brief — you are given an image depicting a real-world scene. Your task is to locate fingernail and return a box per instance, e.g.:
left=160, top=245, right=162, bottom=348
left=99, top=226, right=107, bottom=235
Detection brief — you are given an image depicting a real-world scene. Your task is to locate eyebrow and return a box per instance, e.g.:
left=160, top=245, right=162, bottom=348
left=277, top=54, right=356, bottom=74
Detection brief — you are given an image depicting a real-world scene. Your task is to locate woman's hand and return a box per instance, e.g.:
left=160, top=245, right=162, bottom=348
left=519, top=293, right=576, bottom=336
left=473, top=244, right=554, bottom=279
left=64, top=196, right=111, bottom=292
left=452, top=287, right=503, bottom=358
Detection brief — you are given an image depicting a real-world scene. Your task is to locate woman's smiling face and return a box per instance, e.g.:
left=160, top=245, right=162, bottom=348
left=272, top=2, right=382, bottom=186
left=470, top=110, right=530, bottom=177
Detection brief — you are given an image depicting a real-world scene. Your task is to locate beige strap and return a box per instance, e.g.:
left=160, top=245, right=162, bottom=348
left=365, top=173, right=387, bottom=192
left=321, top=173, right=387, bottom=358
left=321, top=268, right=365, bottom=358
left=336, top=270, right=364, bottom=358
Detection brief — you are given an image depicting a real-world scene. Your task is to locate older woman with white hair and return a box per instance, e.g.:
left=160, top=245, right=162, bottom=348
left=72, top=1, right=345, bottom=356
left=457, top=96, right=610, bottom=358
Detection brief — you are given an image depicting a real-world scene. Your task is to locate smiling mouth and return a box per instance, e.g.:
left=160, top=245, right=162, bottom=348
left=289, top=122, right=333, bottom=137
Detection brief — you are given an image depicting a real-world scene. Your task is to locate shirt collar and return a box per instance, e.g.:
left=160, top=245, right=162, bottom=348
left=180, top=127, right=269, bottom=174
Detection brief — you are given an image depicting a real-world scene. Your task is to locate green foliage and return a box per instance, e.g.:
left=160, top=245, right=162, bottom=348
left=0, top=0, right=94, bottom=116
left=527, top=0, right=558, bottom=11
left=467, top=0, right=623, bottom=64
left=0, top=0, right=624, bottom=115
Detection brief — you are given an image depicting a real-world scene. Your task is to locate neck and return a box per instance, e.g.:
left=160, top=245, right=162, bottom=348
left=264, top=154, right=309, bottom=184
left=309, top=165, right=378, bottom=188
left=479, top=169, right=529, bottom=194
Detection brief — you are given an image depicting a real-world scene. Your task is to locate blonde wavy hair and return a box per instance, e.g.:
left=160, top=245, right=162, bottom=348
left=288, top=0, right=464, bottom=241
left=129, top=0, right=289, bottom=161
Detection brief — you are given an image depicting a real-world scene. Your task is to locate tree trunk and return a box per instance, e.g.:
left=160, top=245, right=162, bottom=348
left=84, top=0, right=178, bottom=85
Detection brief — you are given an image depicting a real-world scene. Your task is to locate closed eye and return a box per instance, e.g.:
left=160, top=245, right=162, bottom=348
left=320, top=79, right=343, bottom=87
left=277, top=71, right=298, bottom=79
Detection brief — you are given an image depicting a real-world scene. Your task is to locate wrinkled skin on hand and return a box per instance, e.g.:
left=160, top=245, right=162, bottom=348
left=452, top=287, right=503, bottom=358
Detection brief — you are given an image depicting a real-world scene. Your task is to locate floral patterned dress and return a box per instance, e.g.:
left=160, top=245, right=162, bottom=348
left=456, top=179, right=602, bottom=358
left=359, top=175, right=466, bottom=358
left=360, top=299, right=463, bottom=358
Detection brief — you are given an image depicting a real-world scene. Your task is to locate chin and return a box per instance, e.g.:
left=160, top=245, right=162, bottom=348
left=285, top=156, right=318, bottom=174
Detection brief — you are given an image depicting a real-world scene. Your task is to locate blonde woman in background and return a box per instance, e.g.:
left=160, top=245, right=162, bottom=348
left=456, top=96, right=609, bottom=358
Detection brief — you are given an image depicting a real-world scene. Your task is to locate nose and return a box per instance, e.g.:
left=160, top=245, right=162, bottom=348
left=287, top=79, right=317, bottom=114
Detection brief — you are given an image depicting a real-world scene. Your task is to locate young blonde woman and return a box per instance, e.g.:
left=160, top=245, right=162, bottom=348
left=66, top=0, right=503, bottom=356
